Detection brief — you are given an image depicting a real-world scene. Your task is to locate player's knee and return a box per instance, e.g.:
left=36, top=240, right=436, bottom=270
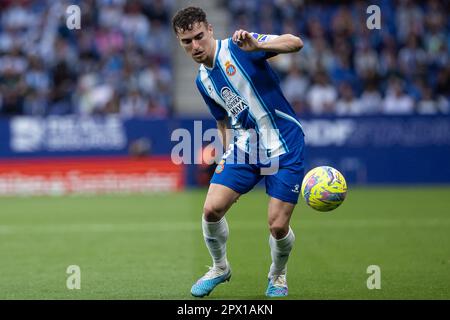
left=203, top=203, right=226, bottom=222
left=269, top=221, right=289, bottom=239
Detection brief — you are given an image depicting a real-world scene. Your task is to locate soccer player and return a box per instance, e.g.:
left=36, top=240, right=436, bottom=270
left=172, top=7, right=305, bottom=298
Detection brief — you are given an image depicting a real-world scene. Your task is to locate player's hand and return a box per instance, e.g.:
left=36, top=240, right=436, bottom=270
left=232, top=29, right=260, bottom=52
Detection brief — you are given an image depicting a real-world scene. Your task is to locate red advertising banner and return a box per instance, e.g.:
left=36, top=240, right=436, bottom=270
left=0, top=157, right=184, bottom=196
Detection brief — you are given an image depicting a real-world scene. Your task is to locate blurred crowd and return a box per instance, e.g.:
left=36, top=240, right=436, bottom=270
left=227, top=0, right=449, bottom=116
left=0, top=0, right=173, bottom=118
left=1, top=0, right=448, bottom=118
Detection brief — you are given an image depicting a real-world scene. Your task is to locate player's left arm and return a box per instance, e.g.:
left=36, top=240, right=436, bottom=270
left=232, top=29, right=303, bottom=54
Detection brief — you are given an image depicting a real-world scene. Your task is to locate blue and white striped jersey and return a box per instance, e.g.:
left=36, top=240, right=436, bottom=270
left=196, top=33, right=304, bottom=158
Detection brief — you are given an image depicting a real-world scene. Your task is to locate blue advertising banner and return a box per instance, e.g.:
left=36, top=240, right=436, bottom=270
left=0, top=116, right=174, bottom=157
left=1, top=115, right=449, bottom=184
left=299, top=116, right=450, bottom=184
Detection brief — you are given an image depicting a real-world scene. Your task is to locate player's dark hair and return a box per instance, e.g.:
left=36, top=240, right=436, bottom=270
left=172, top=6, right=208, bottom=35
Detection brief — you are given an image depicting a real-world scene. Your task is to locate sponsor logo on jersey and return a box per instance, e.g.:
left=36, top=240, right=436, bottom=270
left=225, top=61, right=236, bottom=76
left=220, top=87, right=249, bottom=117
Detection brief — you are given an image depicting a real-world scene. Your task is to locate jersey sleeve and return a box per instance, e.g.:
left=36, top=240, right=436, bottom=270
left=196, top=77, right=227, bottom=121
left=248, top=32, right=279, bottom=60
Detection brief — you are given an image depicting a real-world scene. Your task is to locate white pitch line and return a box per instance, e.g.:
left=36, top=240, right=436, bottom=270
left=0, top=219, right=449, bottom=235
left=0, top=222, right=200, bottom=235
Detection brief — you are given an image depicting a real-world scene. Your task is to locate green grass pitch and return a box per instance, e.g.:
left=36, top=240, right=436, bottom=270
left=0, top=187, right=449, bottom=299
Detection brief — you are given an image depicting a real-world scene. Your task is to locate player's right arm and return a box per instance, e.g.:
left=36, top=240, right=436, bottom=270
left=196, top=76, right=230, bottom=152
left=216, top=116, right=231, bottom=152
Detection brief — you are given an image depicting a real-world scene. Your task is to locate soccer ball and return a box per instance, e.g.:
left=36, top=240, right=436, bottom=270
left=301, top=166, right=347, bottom=212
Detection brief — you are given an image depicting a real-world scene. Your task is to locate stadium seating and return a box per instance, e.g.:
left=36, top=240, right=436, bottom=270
left=0, top=0, right=173, bottom=117
left=225, top=0, right=449, bottom=116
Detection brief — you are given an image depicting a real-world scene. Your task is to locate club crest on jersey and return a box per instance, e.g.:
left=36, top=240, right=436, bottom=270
left=221, top=87, right=248, bottom=117
left=224, top=61, right=236, bottom=76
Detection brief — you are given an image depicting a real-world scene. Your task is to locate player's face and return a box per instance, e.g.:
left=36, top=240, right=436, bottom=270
left=177, top=22, right=215, bottom=65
